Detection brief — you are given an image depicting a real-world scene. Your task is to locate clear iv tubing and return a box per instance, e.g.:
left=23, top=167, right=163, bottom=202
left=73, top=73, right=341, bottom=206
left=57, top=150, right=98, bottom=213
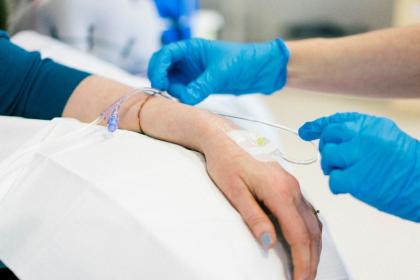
left=140, top=88, right=319, bottom=165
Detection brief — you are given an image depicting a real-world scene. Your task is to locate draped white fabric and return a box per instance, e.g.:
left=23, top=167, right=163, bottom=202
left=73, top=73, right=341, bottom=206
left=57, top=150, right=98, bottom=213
left=0, top=118, right=348, bottom=280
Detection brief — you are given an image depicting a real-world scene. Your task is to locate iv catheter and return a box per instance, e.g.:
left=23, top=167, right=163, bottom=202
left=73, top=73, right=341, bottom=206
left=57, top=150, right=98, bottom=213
left=101, top=87, right=318, bottom=165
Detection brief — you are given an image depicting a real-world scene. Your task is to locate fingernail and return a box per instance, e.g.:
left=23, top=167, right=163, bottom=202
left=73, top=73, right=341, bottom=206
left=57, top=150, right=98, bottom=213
left=260, top=232, right=272, bottom=250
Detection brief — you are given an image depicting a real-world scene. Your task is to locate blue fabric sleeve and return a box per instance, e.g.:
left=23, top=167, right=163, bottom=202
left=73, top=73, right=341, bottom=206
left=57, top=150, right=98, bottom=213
left=0, top=30, right=90, bottom=119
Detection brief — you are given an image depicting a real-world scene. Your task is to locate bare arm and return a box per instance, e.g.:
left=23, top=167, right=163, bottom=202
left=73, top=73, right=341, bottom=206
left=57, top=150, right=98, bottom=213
left=287, top=25, right=420, bottom=98
left=63, top=75, right=322, bottom=280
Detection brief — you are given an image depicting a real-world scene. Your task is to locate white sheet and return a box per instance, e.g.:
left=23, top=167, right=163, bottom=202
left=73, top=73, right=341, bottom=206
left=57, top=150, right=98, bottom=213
left=0, top=118, right=348, bottom=280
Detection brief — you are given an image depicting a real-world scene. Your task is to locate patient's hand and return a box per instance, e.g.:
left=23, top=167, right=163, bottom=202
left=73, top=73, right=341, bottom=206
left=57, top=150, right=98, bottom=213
left=203, top=136, right=322, bottom=280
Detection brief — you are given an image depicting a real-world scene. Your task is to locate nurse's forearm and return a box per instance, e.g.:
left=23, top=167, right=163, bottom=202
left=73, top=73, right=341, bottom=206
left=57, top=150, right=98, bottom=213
left=287, top=25, right=420, bottom=98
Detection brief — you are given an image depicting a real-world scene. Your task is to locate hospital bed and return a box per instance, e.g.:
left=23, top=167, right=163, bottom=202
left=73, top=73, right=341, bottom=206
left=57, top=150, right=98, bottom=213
left=0, top=31, right=350, bottom=279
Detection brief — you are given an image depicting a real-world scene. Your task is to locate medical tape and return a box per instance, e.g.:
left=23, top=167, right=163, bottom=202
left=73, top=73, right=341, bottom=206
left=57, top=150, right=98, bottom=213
left=227, top=130, right=279, bottom=162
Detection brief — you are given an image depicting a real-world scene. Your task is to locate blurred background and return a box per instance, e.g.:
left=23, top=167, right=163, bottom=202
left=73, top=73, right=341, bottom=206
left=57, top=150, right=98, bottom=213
left=201, top=0, right=393, bottom=41
left=3, top=0, right=420, bottom=75
left=3, top=0, right=420, bottom=72
left=1, top=1, right=420, bottom=279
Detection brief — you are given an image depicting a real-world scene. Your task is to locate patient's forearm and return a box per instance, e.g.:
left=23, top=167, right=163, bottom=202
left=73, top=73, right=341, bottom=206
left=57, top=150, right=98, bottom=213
left=138, top=96, right=233, bottom=152
left=62, top=75, right=233, bottom=153
left=287, top=25, right=420, bottom=97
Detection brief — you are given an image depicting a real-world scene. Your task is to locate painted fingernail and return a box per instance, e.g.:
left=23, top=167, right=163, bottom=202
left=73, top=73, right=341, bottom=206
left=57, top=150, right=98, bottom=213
left=260, top=232, right=272, bottom=250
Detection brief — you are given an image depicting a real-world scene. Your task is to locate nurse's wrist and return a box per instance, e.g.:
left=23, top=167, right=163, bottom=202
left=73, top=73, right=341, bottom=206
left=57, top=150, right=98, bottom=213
left=285, top=38, right=330, bottom=89
left=273, top=38, right=290, bottom=91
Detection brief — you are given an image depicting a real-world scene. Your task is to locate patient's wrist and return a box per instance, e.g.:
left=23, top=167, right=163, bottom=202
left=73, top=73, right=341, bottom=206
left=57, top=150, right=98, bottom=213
left=199, top=114, right=244, bottom=158
left=113, top=89, right=242, bottom=158
left=118, top=93, right=150, bottom=132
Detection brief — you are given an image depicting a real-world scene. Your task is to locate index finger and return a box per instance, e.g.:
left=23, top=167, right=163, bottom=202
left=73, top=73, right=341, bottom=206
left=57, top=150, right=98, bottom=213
left=299, top=112, right=361, bottom=141
left=148, top=41, right=189, bottom=90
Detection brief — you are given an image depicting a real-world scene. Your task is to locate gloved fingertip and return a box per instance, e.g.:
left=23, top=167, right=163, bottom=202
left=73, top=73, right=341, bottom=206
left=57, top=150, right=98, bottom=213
left=148, top=47, right=178, bottom=90
left=321, top=166, right=332, bottom=176
left=150, top=77, right=169, bottom=91
left=298, top=123, right=321, bottom=141
left=330, top=186, right=346, bottom=195
left=182, top=88, right=204, bottom=105
left=320, top=157, right=330, bottom=175
left=148, top=75, right=168, bottom=92
left=177, top=81, right=210, bottom=105
left=329, top=170, right=348, bottom=195
left=169, top=84, right=202, bottom=105
left=320, top=160, right=327, bottom=173
left=297, top=126, right=309, bottom=140
left=168, top=83, right=185, bottom=100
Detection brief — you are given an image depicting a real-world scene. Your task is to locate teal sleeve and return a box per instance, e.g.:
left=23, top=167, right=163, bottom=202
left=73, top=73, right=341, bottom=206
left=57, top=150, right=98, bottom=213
left=0, top=30, right=90, bottom=270
left=0, top=30, right=90, bottom=119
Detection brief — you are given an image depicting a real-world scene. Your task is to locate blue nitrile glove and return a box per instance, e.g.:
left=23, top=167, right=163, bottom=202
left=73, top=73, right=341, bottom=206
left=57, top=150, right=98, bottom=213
left=153, top=0, right=198, bottom=44
left=147, top=38, right=290, bottom=105
left=299, top=112, right=420, bottom=222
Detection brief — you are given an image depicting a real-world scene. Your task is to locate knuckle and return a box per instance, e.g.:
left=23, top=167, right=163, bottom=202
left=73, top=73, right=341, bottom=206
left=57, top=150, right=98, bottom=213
left=311, top=269, right=319, bottom=280
left=301, top=236, right=311, bottom=248
left=257, top=169, right=305, bottom=210
left=295, top=266, right=311, bottom=280
left=244, top=213, right=268, bottom=229
left=267, top=190, right=293, bottom=207
left=226, top=182, right=247, bottom=200
left=262, top=171, right=279, bottom=187
left=274, top=175, right=301, bottom=197
left=302, top=271, right=312, bottom=280
left=286, top=176, right=302, bottom=196
left=292, top=232, right=311, bottom=247
left=311, top=228, right=322, bottom=243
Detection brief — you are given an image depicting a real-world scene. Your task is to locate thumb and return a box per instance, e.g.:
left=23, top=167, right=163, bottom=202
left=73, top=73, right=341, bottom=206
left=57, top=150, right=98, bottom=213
left=169, top=71, right=215, bottom=105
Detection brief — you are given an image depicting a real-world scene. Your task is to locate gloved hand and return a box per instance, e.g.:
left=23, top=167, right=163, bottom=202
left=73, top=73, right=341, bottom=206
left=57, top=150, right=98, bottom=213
left=147, top=38, right=290, bottom=105
left=299, top=112, right=420, bottom=222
